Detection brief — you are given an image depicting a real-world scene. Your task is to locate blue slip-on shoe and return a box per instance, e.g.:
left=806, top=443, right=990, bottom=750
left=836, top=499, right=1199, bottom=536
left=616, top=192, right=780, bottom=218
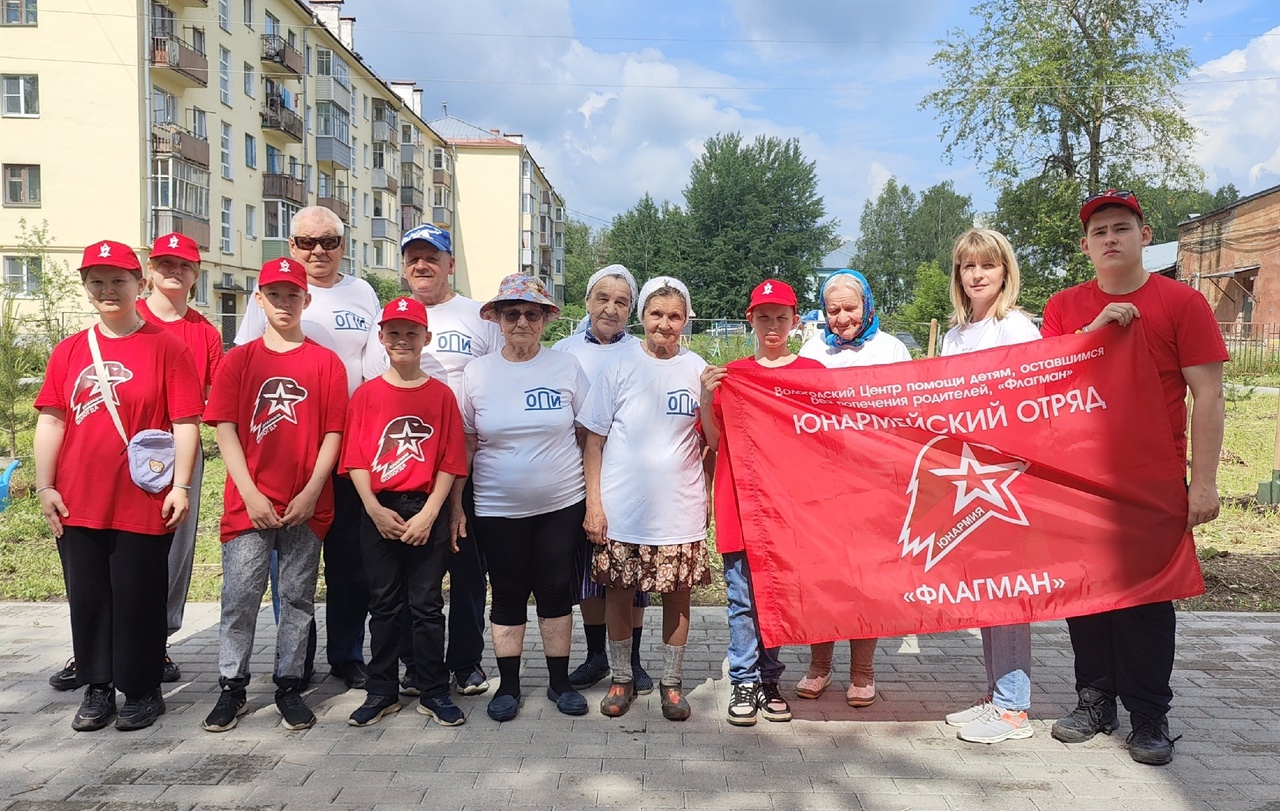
left=486, top=693, right=520, bottom=722
left=546, top=686, right=589, bottom=716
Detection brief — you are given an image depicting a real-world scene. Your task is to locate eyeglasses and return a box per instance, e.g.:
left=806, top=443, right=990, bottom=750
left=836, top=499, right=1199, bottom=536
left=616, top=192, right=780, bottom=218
left=1083, top=189, right=1135, bottom=204
left=292, top=235, right=342, bottom=251
left=499, top=307, right=546, bottom=324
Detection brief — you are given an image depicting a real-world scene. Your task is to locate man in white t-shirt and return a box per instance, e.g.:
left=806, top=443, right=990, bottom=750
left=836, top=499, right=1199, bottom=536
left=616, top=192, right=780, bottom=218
left=234, top=205, right=380, bottom=691
left=366, top=222, right=501, bottom=696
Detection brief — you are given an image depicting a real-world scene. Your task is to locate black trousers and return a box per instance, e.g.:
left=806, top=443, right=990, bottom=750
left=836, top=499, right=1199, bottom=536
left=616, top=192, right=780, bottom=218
left=323, top=474, right=370, bottom=667
left=1066, top=600, right=1176, bottom=719
left=58, top=526, right=173, bottom=698
left=362, top=491, right=450, bottom=699
left=474, top=500, right=584, bottom=626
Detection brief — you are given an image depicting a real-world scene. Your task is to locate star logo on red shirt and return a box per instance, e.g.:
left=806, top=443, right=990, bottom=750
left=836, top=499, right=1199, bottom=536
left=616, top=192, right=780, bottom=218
left=250, top=377, right=309, bottom=442
left=372, top=415, right=435, bottom=484
left=70, top=362, right=134, bottom=424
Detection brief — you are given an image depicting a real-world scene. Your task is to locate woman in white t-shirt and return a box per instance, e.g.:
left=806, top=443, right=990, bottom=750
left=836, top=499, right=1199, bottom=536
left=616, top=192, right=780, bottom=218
left=578, top=276, right=711, bottom=722
left=453, top=274, right=591, bottom=723
left=796, top=269, right=909, bottom=709
left=940, top=228, right=1041, bottom=745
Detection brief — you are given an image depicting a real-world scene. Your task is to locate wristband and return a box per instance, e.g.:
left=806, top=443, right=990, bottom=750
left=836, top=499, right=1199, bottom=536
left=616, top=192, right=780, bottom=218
left=35, top=485, right=55, bottom=494
left=173, top=483, right=192, bottom=491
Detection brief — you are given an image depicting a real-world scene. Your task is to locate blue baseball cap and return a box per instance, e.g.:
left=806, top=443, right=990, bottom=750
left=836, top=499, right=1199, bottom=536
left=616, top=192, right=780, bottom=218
left=400, top=223, right=452, bottom=254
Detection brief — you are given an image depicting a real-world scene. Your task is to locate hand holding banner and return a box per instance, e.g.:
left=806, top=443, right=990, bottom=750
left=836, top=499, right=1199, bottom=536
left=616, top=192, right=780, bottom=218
left=718, top=326, right=1203, bottom=647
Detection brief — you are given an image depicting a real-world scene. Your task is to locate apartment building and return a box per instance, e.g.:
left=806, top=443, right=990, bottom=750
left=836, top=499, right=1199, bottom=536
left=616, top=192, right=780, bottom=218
left=427, top=116, right=567, bottom=304
left=0, top=0, right=455, bottom=340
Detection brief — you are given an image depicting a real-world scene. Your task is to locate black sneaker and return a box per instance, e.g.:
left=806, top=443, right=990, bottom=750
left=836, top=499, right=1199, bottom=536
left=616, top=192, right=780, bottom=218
left=116, top=689, right=166, bottom=731
left=757, top=682, right=793, bottom=722
left=418, top=693, right=466, bottom=726
left=399, top=671, right=422, bottom=697
left=632, top=661, right=654, bottom=695
left=49, top=657, right=83, bottom=692
left=71, top=685, right=116, bottom=731
left=275, top=688, right=316, bottom=730
left=453, top=665, right=490, bottom=696
left=727, top=682, right=759, bottom=727
left=161, top=655, right=181, bottom=683
left=202, top=688, right=248, bottom=733
left=348, top=693, right=401, bottom=727
left=329, top=661, right=369, bottom=690
left=1127, top=714, right=1180, bottom=766
left=568, top=653, right=611, bottom=689
left=1051, top=687, right=1119, bottom=744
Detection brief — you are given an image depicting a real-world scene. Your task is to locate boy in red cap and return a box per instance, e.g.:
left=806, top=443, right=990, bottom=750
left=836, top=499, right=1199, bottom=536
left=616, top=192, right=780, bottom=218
left=340, top=297, right=470, bottom=728
left=201, top=258, right=348, bottom=732
left=1041, top=189, right=1227, bottom=765
left=698, top=279, right=824, bottom=726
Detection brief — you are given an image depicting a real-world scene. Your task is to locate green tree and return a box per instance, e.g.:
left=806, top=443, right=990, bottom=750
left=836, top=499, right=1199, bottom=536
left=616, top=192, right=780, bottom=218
left=895, top=261, right=953, bottom=347
left=850, top=178, right=917, bottom=314
left=563, top=218, right=606, bottom=305
left=922, top=0, right=1202, bottom=193
left=907, top=181, right=975, bottom=283
left=364, top=273, right=405, bottom=305
left=1128, top=181, right=1241, bottom=244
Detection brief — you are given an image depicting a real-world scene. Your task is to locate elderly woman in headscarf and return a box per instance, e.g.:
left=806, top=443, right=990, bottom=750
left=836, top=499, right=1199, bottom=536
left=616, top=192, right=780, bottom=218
left=796, top=269, right=911, bottom=707
left=552, top=265, right=656, bottom=694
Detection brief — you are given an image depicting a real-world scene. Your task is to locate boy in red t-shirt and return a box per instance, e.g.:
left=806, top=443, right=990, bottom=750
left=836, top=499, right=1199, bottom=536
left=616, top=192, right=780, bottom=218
left=699, top=279, right=824, bottom=727
left=201, top=258, right=348, bottom=733
left=341, top=297, right=469, bottom=728
left=1041, top=190, right=1228, bottom=766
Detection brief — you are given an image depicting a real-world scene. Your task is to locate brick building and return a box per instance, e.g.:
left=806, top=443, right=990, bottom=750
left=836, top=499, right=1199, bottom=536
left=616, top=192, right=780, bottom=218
left=1178, top=183, right=1280, bottom=327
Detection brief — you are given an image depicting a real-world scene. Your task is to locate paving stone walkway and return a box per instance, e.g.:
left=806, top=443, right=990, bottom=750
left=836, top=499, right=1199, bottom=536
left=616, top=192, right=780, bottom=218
left=1, top=604, right=1278, bottom=811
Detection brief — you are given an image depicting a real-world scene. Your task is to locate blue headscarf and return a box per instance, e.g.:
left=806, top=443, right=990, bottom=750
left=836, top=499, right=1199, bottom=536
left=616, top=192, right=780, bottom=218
left=820, top=269, right=880, bottom=349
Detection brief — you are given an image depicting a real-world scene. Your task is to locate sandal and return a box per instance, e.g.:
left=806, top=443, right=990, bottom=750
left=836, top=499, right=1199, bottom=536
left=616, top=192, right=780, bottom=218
left=660, top=681, right=691, bottom=721
left=846, top=680, right=877, bottom=708
left=600, top=679, right=636, bottom=718
left=795, top=671, right=832, bottom=700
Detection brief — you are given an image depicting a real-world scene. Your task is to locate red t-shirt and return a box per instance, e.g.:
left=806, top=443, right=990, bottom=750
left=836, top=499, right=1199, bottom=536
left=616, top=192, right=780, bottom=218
left=1041, top=274, right=1228, bottom=460
left=712, top=355, right=825, bottom=554
left=137, top=298, right=224, bottom=393
left=339, top=376, right=469, bottom=494
left=34, top=324, right=204, bottom=535
left=204, top=338, right=349, bottom=542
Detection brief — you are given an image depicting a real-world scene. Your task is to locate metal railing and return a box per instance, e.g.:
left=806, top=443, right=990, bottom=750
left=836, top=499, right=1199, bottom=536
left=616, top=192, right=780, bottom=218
left=1221, top=321, right=1280, bottom=375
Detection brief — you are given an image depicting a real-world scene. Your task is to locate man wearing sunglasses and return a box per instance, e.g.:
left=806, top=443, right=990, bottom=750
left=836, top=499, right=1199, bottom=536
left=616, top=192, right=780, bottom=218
left=235, top=204, right=384, bottom=692
left=363, top=223, right=502, bottom=698
left=1040, top=189, right=1228, bottom=766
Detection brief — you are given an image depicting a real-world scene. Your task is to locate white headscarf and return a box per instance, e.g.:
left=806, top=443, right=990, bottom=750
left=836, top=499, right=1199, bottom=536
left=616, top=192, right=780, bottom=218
left=577, top=264, right=640, bottom=334
left=637, top=275, right=697, bottom=319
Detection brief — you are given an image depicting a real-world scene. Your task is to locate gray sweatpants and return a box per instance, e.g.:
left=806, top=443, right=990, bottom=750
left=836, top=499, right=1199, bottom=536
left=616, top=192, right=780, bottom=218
left=166, top=449, right=204, bottom=637
left=218, top=524, right=321, bottom=685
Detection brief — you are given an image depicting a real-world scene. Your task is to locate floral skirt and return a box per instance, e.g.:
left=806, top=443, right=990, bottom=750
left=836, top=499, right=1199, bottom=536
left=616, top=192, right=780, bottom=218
left=591, top=538, right=712, bottom=593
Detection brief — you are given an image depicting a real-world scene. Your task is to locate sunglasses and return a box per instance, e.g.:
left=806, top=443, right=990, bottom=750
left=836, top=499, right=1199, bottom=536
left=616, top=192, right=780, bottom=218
left=1083, top=189, right=1135, bottom=204
left=292, top=235, right=342, bottom=251
left=499, top=307, right=546, bottom=324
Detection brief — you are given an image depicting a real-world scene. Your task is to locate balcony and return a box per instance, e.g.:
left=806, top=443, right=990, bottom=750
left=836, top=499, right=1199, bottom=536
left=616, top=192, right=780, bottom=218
left=152, top=209, right=210, bottom=250
left=260, top=34, right=303, bottom=77
left=261, top=97, right=304, bottom=143
left=401, top=186, right=424, bottom=210
left=150, top=33, right=208, bottom=87
left=318, top=195, right=350, bottom=223
left=168, top=0, right=208, bottom=7
left=151, top=123, right=210, bottom=168
left=432, top=168, right=452, bottom=188
left=401, top=142, right=420, bottom=165
left=400, top=208, right=421, bottom=232
left=371, top=217, right=399, bottom=242
left=315, top=136, right=352, bottom=170
left=314, top=76, right=352, bottom=109
left=262, top=173, right=306, bottom=206
left=372, top=120, right=395, bottom=144
left=554, top=217, right=566, bottom=233
left=432, top=207, right=453, bottom=227
left=372, top=168, right=398, bottom=194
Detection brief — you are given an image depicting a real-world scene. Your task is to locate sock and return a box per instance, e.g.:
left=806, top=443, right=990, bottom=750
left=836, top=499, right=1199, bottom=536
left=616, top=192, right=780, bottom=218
left=660, top=643, right=686, bottom=687
left=849, top=638, right=877, bottom=686
left=630, top=626, right=644, bottom=667
left=546, top=655, right=571, bottom=694
left=807, top=641, right=834, bottom=679
left=584, top=624, right=607, bottom=658
left=494, top=656, right=521, bottom=698
left=608, top=638, right=633, bottom=683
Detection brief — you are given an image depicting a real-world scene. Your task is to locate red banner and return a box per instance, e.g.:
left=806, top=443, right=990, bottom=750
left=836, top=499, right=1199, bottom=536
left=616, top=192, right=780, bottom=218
left=719, top=326, right=1203, bottom=647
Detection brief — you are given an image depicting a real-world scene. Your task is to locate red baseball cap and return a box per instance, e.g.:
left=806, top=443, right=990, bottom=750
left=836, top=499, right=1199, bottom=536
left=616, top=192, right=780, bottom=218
left=79, top=240, right=141, bottom=275
left=258, top=257, right=308, bottom=291
left=150, top=232, right=201, bottom=263
left=379, top=296, right=429, bottom=328
left=1079, top=189, right=1144, bottom=227
left=746, top=279, right=798, bottom=314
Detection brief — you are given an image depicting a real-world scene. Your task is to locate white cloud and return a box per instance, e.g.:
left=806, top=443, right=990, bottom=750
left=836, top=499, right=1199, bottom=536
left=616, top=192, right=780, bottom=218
left=728, top=0, right=950, bottom=62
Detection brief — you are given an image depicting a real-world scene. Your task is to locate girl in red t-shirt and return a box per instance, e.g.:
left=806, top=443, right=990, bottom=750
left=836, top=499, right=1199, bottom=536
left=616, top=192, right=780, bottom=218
left=34, top=240, right=203, bottom=734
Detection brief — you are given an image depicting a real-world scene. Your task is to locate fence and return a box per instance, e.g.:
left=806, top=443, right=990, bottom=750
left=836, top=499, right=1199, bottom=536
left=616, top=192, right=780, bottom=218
left=1221, top=321, right=1280, bottom=376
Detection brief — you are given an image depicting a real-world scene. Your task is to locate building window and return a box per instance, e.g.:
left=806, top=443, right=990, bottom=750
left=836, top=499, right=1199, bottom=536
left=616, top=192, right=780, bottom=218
left=243, top=62, right=255, bottom=98
left=244, top=133, right=256, bottom=169
left=218, top=47, right=231, bottom=106
left=363, top=192, right=370, bottom=217
left=245, top=204, right=257, bottom=239
left=3, top=255, right=40, bottom=294
left=265, top=10, right=278, bottom=36
left=373, top=143, right=386, bottom=170
left=373, top=242, right=386, bottom=267
left=2, top=0, right=38, bottom=25
left=219, top=122, right=232, bottom=178
left=151, top=87, right=176, bottom=125
left=314, top=48, right=349, bottom=87
left=362, top=93, right=369, bottom=119
left=217, top=0, right=229, bottom=32
left=2, top=164, right=40, bottom=206
left=191, top=107, right=207, bottom=139
left=364, top=144, right=370, bottom=169
left=264, top=143, right=282, bottom=174
left=152, top=157, right=210, bottom=219
left=1, top=74, right=38, bottom=116
left=194, top=270, right=208, bottom=305
left=315, top=101, right=350, bottom=141
left=243, top=0, right=253, bottom=29
left=220, top=197, right=233, bottom=254
left=190, top=26, right=205, bottom=57
left=265, top=200, right=298, bottom=239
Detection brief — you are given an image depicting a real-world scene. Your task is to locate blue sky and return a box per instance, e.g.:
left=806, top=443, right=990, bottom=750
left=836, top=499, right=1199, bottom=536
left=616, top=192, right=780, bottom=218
left=346, top=0, right=1280, bottom=259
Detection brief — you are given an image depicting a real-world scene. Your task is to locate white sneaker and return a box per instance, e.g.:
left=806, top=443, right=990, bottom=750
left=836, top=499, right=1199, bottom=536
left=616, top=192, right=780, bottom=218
left=957, top=705, right=1034, bottom=744
left=945, top=695, right=993, bottom=727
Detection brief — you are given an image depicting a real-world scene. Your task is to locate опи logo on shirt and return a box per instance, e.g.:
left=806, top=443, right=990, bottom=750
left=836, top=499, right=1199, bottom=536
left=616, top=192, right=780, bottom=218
left=333, top=310, right=369, bottom=331
left=665, top=388, right=698, bottom=417
left=435, top=330, right=473, bottom=354
left=524, top=387, right=563, bottom=411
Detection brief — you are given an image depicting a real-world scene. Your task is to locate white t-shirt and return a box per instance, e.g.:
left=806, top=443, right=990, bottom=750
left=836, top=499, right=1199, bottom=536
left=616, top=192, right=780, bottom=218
left=576, top=341, right=708, bottom=546
left=421, top=294, right=503, bottom=398
left=460, top=346, right=590, bottom=519
left=941, top=310, right=1042, bottom=356
left=235, top=273, right=381, bottom=396
left=551, top=331, right=640, bottom=383
left=799, top=329, right=913, bottom=368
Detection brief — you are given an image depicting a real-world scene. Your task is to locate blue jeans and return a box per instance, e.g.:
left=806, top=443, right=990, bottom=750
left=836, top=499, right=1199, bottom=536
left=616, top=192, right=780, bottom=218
left=723, top=552, right=783, bottom=684
left=984, top=623, right=1032, bottom=711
